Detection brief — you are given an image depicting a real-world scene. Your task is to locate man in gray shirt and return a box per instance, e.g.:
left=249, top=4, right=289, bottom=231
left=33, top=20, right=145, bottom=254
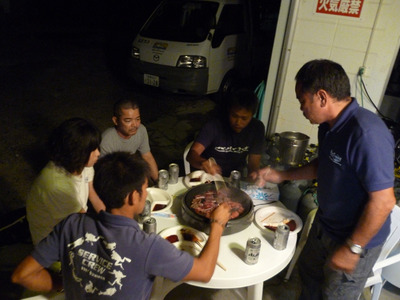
left=100, top=99, right=158, bottom=181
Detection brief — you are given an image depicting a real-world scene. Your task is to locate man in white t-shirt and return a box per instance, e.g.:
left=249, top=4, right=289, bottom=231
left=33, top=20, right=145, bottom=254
left=100, top=99, right=159, bottom=181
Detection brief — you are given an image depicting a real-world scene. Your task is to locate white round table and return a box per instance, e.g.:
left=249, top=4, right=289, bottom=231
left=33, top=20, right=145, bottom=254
left=150, top=177, right=297, bottom=300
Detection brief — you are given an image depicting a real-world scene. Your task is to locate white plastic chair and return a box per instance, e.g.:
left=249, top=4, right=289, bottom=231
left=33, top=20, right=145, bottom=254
left=284, top=207, right=318, bottom=281
left=183, top=141, right=194, bottom=175
left=363, top=205, right=400, bottom=300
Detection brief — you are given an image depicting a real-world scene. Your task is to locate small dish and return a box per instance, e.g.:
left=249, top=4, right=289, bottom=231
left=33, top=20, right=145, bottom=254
left=254, top=206, right=303, bottom=235
left=183, top=170, right=214, bottom=188
left=159, top=225, right=207, bottom=256
left=146, top=187, right=173, bottom=213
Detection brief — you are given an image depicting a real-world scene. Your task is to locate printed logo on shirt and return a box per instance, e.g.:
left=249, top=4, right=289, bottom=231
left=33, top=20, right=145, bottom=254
left=215, top=146, right=249, bottom=154
left=329, top=150, right=342, bottom=166
left=67, top=233, right=132, bottom=296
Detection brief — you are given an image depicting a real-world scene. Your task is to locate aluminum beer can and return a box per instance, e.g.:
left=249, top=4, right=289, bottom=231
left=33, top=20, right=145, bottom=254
left=168, top=163, right=179, bottom=184
left=158, top=169, right=169, bottom=190
left=143, top=217, right=157, bottom=234
left=138, top=200, right=151, bottom=223
left=244, top=237, right=261, bottom=264
left=229, top=170, right=241, bottom=189
left=273, top=224, right=290, bottom=250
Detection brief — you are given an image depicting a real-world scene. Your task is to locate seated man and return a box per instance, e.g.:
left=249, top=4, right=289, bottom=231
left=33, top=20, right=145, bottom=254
left=187, top=89, right=265, bottom=178
left=11, top=152, right=231, bottom=299
left=100, top=99, right=158, bottom=182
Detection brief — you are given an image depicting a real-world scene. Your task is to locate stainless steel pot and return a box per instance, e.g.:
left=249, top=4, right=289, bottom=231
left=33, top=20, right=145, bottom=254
left=279, top=131, right=310, bottom=166
left=181, top=182, right=254, bottom=235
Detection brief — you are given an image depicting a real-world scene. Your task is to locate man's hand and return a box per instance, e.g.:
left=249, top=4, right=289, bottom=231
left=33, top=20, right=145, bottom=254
left=201, top=158, right=222, bottom=176
left=210, top=202, right=231, bottom=227
left=251, top=167, right=283, bottom=186
left=329, top=245, right=360, bottom=274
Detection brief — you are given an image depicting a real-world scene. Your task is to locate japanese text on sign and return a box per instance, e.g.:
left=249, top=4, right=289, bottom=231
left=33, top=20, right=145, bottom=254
left=316, top=0, right=364, bottom=18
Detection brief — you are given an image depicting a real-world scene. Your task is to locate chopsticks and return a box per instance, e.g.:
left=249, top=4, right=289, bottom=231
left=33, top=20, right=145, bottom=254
left=261, top=212, right=275, bottom=223
left=194, top=240, right=227, bottom=271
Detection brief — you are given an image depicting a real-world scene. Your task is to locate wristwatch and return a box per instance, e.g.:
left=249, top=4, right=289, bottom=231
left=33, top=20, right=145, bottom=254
left=346, top=239, right=364, bottom=255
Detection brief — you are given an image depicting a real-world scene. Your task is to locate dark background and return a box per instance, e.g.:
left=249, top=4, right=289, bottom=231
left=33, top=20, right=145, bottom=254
left=0, top=0, right=217, bottom=215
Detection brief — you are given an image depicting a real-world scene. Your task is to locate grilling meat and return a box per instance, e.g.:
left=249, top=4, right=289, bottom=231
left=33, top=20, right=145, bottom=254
left=190, top=190, right=244, bottom=219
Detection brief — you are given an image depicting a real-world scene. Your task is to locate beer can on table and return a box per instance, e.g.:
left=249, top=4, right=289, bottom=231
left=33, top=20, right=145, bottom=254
left=169, top=163, right=179, bottom=184
left=138, top=200, right=151, bottom=223
left=143, top=217, right=157, bottom=234
left=229, top=170, right=241, bottom=189
left=244, top=237, right=261, bottom=265
left=158, top=169, right=169, bottom=190
left=273, top=224, right=290, bottom=250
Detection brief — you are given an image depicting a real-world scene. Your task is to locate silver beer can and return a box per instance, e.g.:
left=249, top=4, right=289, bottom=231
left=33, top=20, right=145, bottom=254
left=169, top=163, right=179, bottom=184
left=273, top=224, right=290, bottom=250
left=143, top=217, right=157, bottom=234
left=158, top=169, right=169, bottom=190
left=244, top=237, right=261, bottom=264
left=138, top=200, right=151, bottom=223
left=229, top=170, right=241, bottom=189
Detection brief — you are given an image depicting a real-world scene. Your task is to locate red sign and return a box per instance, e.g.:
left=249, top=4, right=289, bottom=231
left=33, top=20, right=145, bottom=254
left=316, top=0, right=364, bottom=18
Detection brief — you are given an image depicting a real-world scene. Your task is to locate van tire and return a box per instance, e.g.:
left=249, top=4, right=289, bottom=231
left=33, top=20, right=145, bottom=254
left=214, top=71, right=237, bottom=104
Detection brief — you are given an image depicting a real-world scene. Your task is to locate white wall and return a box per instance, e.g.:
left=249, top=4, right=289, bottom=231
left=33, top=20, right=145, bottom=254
left=272, top=0, right=400, bottom=144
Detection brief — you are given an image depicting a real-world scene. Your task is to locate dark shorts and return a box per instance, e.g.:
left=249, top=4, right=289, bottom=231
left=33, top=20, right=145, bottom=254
left=298, top=219, right=382, bottom=300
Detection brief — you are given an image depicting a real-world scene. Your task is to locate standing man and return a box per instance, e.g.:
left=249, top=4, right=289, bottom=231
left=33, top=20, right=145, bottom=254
left=12, top=152, right=231, bottom=299
left=187, top=89, right=265, bottom=178
left=254, top=59, right=396, bottom=299
left=100, top=99, right=158, bottom=182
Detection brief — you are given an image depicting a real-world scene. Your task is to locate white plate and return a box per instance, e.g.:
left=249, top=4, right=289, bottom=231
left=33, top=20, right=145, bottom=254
left=146, top=187, right=172, bottom=213
left=159, top=225, right=207, bottom=256
left=255, top=206, right=303, bottom=235
left=183, top=170, right=214, bottom=188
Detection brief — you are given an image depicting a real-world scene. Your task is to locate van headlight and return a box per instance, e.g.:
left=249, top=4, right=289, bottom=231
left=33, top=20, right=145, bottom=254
left=131, top=47, right=140, bottom=59
left=177, top=55, right=206, bottom=68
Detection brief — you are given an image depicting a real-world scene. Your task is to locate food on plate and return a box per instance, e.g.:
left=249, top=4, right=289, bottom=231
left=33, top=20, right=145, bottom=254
left=190, top=190, right=244, bottom=219
left=264, top=218, right=297, bottom=231
left=152, top=204, right=167, bottom=211
left=190, top=177, right=202, bottom=182
left=165, top=234, right=179, bottom=243
left=180, top=228, right=203, bottom=243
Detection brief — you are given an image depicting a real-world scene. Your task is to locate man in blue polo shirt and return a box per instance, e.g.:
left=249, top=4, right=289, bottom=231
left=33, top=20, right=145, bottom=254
left=12, top=152, right=231, bottom=299
left=254, top=59, right=396, bottom=299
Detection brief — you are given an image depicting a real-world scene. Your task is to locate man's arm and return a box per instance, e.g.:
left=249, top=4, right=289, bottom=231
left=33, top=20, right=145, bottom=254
left=11, top=255, right=62, bottom=292
left=88, top=182, right=106, bottom=212
left=253, top=158, right=319, bottom=185
left=141, top=151, right=159, bottom=181
left=182, top=203, right=231, bottom=282
left=186, top=142, right=221, bottom=175
left=329, top=187, right=396, bottom=273
left=247, top=154, right=261, bottom=178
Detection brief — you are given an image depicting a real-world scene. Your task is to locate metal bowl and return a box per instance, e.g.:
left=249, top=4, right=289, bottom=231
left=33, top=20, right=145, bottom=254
left=181, top=182, right=254, bottom=235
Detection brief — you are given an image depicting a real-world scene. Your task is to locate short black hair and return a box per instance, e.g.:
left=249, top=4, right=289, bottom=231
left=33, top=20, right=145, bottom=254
left=295, top=59, right=351, bottom=100
left=93, top=152, right=150, bottom=211
left=227, top=89, right=259, bottom=115
left=49, top=118, right=101, bottom=174
left=113, top=99, right=140, bottom=118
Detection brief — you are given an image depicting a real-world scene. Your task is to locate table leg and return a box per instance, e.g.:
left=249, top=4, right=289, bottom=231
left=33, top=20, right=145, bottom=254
left=247, top=282, right=263, bottom=300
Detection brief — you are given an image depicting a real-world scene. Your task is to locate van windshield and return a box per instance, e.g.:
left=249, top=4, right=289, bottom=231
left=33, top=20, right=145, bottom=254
left=140, top=1, right=219, bottom=43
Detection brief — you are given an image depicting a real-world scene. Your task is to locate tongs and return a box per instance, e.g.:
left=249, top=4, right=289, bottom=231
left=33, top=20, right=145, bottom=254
left=208, top=158, right=228, bottom=195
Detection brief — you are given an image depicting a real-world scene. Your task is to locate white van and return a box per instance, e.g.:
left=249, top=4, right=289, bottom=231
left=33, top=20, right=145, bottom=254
left=128, top=0, right=279, bottom=96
